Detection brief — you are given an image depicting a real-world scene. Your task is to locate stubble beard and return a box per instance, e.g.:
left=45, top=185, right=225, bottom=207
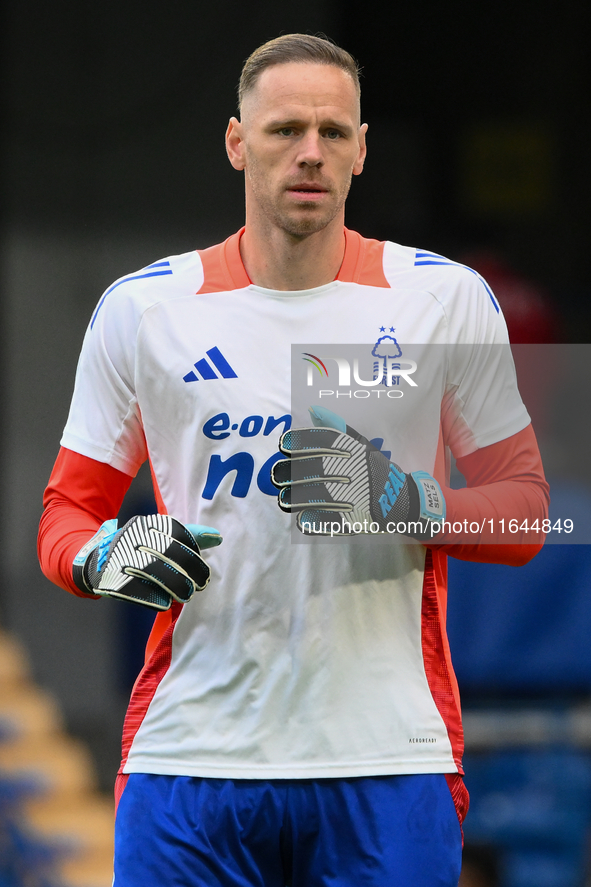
left=247, top=165, right=353, bottom=239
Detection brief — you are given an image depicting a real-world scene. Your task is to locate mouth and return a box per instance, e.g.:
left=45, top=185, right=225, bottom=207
left=286, top=185, right=329, bottom=201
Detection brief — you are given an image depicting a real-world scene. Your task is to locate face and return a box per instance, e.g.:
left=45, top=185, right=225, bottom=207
left=226, top=62, right=367, bottom=238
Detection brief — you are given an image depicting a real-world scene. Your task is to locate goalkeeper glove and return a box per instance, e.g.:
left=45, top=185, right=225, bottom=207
left=271, top=406, right=445, bottom=538
left=73, top=515, right=222, bottom=610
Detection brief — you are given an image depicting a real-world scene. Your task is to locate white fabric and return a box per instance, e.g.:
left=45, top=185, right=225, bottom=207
left=61, top=238, right=529, bottom=779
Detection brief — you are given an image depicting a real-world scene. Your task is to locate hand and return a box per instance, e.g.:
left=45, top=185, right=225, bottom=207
left=72, top=515, right=222, bottom=610
left=271, top=406, right=445, bottom=538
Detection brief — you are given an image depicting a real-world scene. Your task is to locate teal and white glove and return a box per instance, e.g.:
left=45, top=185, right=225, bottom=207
left=73, top=515, right=222, bottom=610
left=272, top=406, right=445, bottom=538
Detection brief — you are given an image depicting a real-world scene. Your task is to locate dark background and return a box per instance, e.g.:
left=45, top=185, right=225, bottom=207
left=2, top=0, right=590, bottom=789
left=6, top=0, right=590, bottom=331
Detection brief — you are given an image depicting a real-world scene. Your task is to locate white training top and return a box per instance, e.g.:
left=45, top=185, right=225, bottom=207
left=62, top=228, right=529, bottom=779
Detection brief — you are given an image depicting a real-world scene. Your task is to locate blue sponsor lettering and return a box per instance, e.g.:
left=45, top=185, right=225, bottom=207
left=240, top=415, right=264, bottom=437
left=202, top=453, right=254, bottom=499
left=203, top=413, right=292, bottom=440
left=203, top=413, right=231, bottom=440
left=201, top=413, right=293, bottom=501
left=201, top=451, right=285, bottom=500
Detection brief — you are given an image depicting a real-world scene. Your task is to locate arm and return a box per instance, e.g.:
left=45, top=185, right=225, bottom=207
left=273, top=409, right=549, bottom=568
left=38, top=447, right=133, bottom=597
left=38, top=447, right=221, bottom=608
left=431, top=423, right=550, bottom=566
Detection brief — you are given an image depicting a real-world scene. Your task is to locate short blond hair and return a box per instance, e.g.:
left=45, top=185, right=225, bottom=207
left=238, top=34, right=361, bottom=111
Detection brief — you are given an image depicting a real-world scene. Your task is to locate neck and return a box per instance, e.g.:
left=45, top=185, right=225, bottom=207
left=239, top=213, right=346, bottom=291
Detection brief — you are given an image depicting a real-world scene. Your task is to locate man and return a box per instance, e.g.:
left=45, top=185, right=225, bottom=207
left=38, top=34, right=549, bottom=886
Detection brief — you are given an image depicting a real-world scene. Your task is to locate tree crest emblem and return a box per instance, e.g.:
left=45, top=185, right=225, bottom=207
left=372, top=331, right=402, bottom=385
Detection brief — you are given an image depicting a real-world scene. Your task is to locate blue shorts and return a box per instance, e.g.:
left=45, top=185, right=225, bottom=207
left=114, top=772, right=462, bottom=887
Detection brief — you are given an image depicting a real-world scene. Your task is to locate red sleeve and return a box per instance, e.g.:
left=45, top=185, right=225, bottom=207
left=430, top=423, right=550, bottom=566
left=38, top=447, right=133, bottom=597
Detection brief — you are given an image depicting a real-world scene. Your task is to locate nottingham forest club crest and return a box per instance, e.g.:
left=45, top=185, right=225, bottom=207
left=303, top=329, right=413, bottom=390
left=372, top=328, right=402, bottom=386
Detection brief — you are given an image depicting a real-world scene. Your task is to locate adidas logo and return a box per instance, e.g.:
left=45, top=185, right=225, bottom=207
left=183, top=347, right=238, bottom=383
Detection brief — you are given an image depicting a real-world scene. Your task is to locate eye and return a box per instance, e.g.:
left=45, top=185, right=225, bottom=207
left=325, top=130, right=342, bottom=141
left=277, top=127, right=295, bottom=137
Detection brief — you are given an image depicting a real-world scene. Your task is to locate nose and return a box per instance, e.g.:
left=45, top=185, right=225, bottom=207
left=297, top=131, right=323, bottom=168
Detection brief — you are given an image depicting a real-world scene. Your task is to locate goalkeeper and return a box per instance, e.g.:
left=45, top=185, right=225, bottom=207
left=38, top=33, right=549, bottom=887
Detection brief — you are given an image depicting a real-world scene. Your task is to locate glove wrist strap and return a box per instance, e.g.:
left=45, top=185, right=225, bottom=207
left=411, top=471, right=446, bottom=523
left=72, top=519, right=118, bottom=594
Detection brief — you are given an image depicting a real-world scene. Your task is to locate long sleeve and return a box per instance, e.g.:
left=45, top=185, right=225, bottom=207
left=431, top=423, right=550, bottom=566
left=38, top=447, right=133, bottom=596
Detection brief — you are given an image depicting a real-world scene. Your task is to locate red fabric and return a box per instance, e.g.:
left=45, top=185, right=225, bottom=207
left=38, top=447, right=133, bottom=596
left=118, top=605, right=182, bottom=773
left=196, top=227, right=391, bottom=295
left=431, top=423, right=549, bottom=565
left=445, top=773, right=470, bottom=831
left=421, top=549, right=464, bottom=773
left=144, top=609, right=174, bottom=665
left=114, top=772, right=129, bottom=812
left=337, top=229, right=390, bottom=287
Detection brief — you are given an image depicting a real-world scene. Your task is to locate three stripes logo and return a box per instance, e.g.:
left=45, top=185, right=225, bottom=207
left=183, top=347, right=238, bottom=383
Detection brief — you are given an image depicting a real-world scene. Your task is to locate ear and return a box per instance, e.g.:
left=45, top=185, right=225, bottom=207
left=353, top=123, right=368, bottom=176
left=226, top=117, right=246, bottom=171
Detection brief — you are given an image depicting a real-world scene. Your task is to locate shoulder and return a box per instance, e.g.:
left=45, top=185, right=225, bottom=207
left=382, top=242, right=500, bottom=315
left=346, top=230, right=500, bottom=316
left=89, top=249, right=205, bottom=332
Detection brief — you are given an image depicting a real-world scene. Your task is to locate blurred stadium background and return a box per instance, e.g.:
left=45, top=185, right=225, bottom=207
left=2, top=1, right=590, bottom=884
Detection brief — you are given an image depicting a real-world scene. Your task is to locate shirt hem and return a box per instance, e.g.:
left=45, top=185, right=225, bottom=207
left=122, top=758, right=459, bottom=779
